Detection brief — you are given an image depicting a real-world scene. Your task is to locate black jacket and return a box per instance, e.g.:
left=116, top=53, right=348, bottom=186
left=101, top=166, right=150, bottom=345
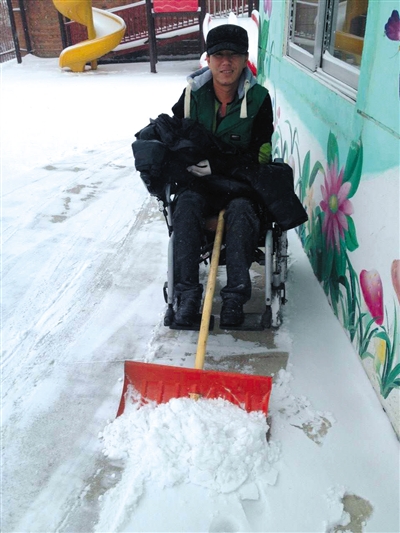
left=132, top=114, right=308, bottom=231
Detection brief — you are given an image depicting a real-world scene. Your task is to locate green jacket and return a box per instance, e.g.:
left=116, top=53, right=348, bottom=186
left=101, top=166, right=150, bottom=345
left=172, top=66, right=273, bottom=169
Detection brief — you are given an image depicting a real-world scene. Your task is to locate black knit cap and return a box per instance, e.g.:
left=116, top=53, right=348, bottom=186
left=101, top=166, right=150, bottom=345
left=206, top=24, right=249, bottom=55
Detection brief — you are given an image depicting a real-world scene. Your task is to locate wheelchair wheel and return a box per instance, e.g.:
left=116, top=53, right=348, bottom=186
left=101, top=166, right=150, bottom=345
left=273, top=229, right=288, bottom=327
left=264, top=227, right=288, bottom=328
left=270, top=289, right=283, bottom=328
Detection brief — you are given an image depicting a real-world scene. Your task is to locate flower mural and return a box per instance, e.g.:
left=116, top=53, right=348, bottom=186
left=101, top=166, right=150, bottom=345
left=273, top=104, right=280, bottom=131
left=264, top=0, right=272, bottom=18
left=320, top=161, right=353, bottom=252
left=259, top=1, right=400, bottom=426
left=258, top=0, right=274, bottom=85
left=360, top=269, right=384, bottom=325
left=294, top=133, right=361, bottom=320
left=391, top=260, right=400, bottom=303
left=270, top=113, right=399, bottom=399
left=357, top=268, right=400, bottom=398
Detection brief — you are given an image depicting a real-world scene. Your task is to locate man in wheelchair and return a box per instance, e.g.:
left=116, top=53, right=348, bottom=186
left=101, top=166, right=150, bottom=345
left=133, top=24, right=307, bottom=328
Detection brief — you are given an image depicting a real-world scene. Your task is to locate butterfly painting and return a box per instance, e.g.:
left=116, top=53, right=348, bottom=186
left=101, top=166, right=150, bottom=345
left=384, top=10, right=400, bottom=98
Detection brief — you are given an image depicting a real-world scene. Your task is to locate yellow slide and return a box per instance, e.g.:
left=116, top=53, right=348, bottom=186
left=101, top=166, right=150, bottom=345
left=53, top=0, right=126, bottom=72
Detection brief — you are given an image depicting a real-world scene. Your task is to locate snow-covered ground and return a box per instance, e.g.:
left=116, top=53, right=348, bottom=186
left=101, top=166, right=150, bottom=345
left=1, top=55, right=399, bottom=533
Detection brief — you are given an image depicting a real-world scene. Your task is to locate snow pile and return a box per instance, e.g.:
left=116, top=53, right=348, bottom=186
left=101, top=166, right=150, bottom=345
left=100, top=389, right=279, bottom=493
left=96, top=391, right=280, bottom=531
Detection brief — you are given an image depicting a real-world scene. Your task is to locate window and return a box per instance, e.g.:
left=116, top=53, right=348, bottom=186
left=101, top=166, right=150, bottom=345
left=287, top=0, right=369, bottom=90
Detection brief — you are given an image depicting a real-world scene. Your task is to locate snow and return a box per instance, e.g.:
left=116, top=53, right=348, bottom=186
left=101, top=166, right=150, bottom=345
left=96, top=392, right=279, bottom=531
left=101, top=394, right=274, bottom=492
left=1, top=55, right=399, bottom=533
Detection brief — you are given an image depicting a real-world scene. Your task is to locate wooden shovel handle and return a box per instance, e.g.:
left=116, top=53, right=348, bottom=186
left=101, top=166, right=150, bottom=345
left=194, top=210, right=225, bottom=370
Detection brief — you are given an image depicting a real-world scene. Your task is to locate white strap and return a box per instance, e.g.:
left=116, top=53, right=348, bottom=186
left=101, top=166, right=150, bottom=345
left=240, top=80, right=250, bottom=119
left=184, top=79, right=194, bottom=118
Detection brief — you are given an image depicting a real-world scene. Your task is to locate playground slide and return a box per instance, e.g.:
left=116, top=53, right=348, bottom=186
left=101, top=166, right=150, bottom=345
left=53, top=0, right=126, bottom=72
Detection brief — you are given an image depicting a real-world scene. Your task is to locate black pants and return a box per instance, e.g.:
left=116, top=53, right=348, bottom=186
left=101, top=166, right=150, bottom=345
left=172, top=189, right=260, bottom=303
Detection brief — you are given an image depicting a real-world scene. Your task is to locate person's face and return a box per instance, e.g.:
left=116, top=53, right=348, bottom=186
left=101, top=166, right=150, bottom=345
left=206, top=50, right=248, bottom=90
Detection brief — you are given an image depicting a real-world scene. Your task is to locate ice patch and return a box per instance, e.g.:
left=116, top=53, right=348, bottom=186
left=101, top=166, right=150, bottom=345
left=324, top=486, right=374, bottom=533
left=270, top=368, right=336, bottom=445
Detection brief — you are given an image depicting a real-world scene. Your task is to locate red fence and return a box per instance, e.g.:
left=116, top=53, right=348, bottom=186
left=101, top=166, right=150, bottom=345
left=66, top=0, right=258, bottom=54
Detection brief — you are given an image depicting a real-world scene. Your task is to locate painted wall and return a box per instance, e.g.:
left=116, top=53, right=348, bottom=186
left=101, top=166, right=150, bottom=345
left=258, top=0, right=400, bottom=435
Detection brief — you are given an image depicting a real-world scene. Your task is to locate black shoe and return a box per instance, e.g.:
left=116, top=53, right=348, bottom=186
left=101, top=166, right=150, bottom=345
left=174, top=294, right=201, bottom=326
left=220, top=299, right=244, bottom=327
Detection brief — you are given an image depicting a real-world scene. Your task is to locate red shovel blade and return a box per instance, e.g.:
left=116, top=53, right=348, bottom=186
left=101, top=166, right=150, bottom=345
left=117, top=361, right=273, bottom=417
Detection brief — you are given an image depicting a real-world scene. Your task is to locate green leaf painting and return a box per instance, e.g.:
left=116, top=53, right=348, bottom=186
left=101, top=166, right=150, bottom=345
left=270, top=101, right=399, bottom=400
left=343, top=139, right=363, bottom=198
left=327, top=132, right=339, bottom=167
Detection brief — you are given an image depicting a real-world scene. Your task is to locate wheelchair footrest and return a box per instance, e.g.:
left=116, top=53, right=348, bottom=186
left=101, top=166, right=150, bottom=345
left=219, top=311, right=271, bottom=331
left=169, top=314, right=215, bottom=331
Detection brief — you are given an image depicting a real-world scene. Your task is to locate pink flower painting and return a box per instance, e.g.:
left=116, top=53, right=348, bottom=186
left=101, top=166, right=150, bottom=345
left=391, top=260, right=400, bottom=304
left=360, top=269, right=384, bottom=325
left=264, top=0, right=272, bottom=17
left=320, top=159, right=353, bottom=251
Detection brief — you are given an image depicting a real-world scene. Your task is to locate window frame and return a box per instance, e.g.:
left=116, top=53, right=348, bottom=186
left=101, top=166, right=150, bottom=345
left=287, top=0, right=364, bottom=90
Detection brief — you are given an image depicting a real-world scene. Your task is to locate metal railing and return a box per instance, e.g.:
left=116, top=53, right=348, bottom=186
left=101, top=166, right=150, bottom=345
left=65, top=0, right=258, bottom=50
left=112, top=1, right=148, bottom=45
left=207, top=0, right=249, bottom=17
left=1, top=0, right=20, bottom=63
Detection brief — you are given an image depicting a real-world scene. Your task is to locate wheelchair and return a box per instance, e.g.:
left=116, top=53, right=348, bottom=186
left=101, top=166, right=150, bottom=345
left=157, top=181, right=289, bottom=331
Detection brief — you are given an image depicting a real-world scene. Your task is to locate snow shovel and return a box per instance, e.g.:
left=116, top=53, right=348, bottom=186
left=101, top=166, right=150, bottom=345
left=117, top=210, right=273, bottom=416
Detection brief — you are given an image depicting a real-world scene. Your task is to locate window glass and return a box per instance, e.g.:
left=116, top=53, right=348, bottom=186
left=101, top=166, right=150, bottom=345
left=291, top=0, right=320, bottom=56
left=287, top=0, right=369, bottom=90
left=328, top=0, right=368, bottom=68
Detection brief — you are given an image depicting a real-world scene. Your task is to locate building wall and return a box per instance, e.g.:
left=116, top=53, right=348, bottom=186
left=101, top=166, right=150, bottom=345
left=12, top=0, right=59, bottom=56
left=258, top=0, right=400, bottom=435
